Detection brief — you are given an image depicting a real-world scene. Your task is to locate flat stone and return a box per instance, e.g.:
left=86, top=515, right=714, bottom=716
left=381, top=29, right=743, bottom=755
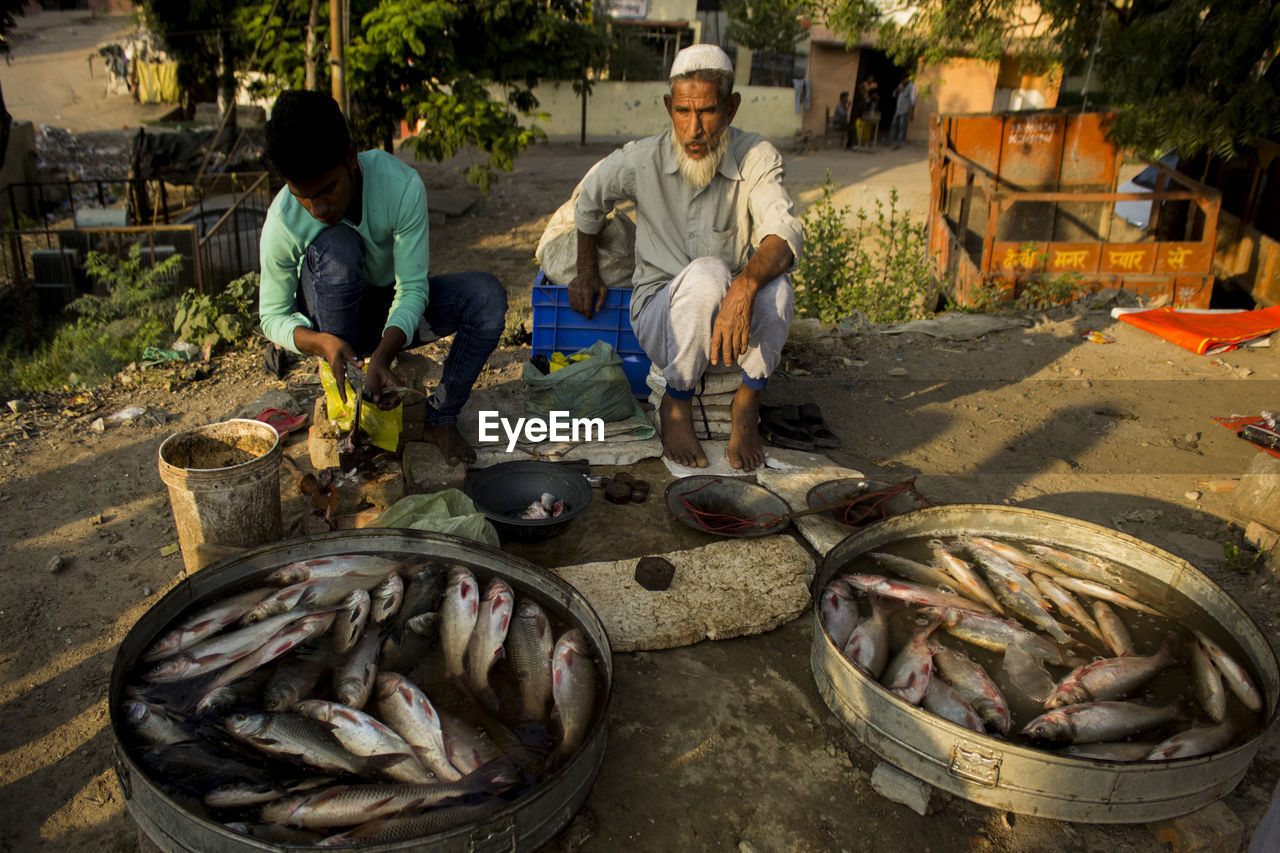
left=869, top=762, right=946, bottom=816
left=756, top=464, right=867, bottom=562
left=553, top=536, right=813, bottom=652
left=429, top=187, right=482, bottom=218
left=222, top=389, right=305, bottom=422
left=645, top=365, right=742, bottom=398
left=308, top=397, right=342, bottom=469
left=1148, top=800, right=1243, bottom=852
left=402, top=441, right=467, bottom=493
left=1236, top=452, right=1280, bottom=531
left=334, top=464, right=405, bottom=512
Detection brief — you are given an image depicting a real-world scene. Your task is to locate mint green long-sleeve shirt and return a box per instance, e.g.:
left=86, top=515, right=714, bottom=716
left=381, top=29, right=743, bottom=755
left=257, top=149, right=430, bottom=353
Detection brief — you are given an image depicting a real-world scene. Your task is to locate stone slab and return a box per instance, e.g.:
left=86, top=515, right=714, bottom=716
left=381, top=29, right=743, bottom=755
left=1148, top=800, right=1243, bottom=852
left=309, top=397, right=342, bottom=469
left=430, top=187, right=482, bottom=218
left=1236, top=452, right=1280, bottom=531
left=869, top=762, right=948, bottom=816
left=552, top=536, right=814, bottom=652
left=756, top=464, right=867, bottom=562
left=402, top=440, right=468, bottom=493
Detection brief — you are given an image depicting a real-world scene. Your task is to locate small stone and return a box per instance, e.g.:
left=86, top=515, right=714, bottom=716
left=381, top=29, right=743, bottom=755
left=159, top=543, right=180, bottom=557
left=7, top=399, right=28, bottom=414
left=1185, top=491, right=1202, bottom=501
left=1236, top=366, right=1255, bottom=378
left=45, top=555, right=66, bottom=574
left=738, top=842, right=760, bottom=853
left=1148, top=801, right=1243, bottom=852
left=1070, top=367, right=1083, bottom=377
left=90, top=417, right=105, bottom=433
left=887, top=367, right=909, bottom=377
left=870, top=761, right=945, bottom=816
left=141, top=586, right=154, bottom=597
left=635, top=556, right=675, bottom=591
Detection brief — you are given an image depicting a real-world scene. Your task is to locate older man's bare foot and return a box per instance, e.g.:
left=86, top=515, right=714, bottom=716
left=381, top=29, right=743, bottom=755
left=727, top=385, right=765, bottom=471
left=422, top=422, right=475, bottom=466
left=659, top=393, right=707, bottom=468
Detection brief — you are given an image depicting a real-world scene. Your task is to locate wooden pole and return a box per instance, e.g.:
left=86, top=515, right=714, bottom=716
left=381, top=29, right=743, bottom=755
left=329, top=0, right=345, bottom=112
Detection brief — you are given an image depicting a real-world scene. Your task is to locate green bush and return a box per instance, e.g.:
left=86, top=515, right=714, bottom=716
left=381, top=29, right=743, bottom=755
left=173, top=272, right=259, bottom=349
left=794, top=176, right=936, bottom=324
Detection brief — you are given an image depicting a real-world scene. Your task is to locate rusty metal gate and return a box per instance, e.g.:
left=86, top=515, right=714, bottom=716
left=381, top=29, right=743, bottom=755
left=928, top=110, right=1221, bottom=308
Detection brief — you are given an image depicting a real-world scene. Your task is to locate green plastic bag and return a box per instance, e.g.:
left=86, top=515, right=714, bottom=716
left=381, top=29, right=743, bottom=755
left=522, top=340, right=637, bottom=423
left=368, top=489, right=499, bottom=547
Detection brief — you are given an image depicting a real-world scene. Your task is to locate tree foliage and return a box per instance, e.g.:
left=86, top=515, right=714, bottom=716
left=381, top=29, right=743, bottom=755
left=726, top=0, right=814, bottom=85
left=821, top=0, right=1280, bottom=157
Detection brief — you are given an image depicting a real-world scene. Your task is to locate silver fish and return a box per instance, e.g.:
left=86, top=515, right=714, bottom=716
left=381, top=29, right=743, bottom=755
left=1092, top=600, right=1136, bottom=657
left=142, top=610, right=305, bottom=683
left=966, top=538, right=1052, bottom=589
left=1025, top=543, right=1121, bottom=584
left=123, top=699, right=192, bottom=746
left=921, top=606, right=1073, bottom=666
left=1032, top=574, right=1105, bottom=643
left=441, top=568, right=480, bottom=681
left=881, top=617, right=942, bottom=706
left=819, top=579, right=861, bottom=650
left=1146, top=720, right=1236, bottom=761
left=870, top=552, right=956, bottom=591
left=266, top=555, right=404, bottom=586
left=465, top=578, right=514, bottom=709
left=1021, top=700, right=1185, bottom=744
left=439, top=710, right=501, bottom=775
left=841, top=592, right=891, bottom=679
left=333, top=629, right=380, bottom=711
left=983, top=571, right=1072, bottom=644
left=1052, top=575, right=1161, bottom=616
left=331, top=589, right=370, bottom=656
left=263, top=656, right=326, bottom=713
left=390, top=565, right=446, bottom=636
left=1191, top=636, right=1228, bottom=723
left=922, top=678, right=985, bottom=733
left=549, top=629, right=596, bottom=767
left=260, top=763, right=515, bottom=829
left=933, top=647, right=1011, bottom=735
left=243, top=576, right=385, bottom=624
left=298, top=700, right=432, bottom=784
left=1043, top=633, right=1178, bottom=709
left=1061, top=742, right=1157, bottom=762
left=204, top=777, right=332, bottom=809
left=194, top=612, right=337, bottom=714
left=929, top=542, right=1004, bottom=614
left=842, top=573, right=991, bottom=614
left=370, top=571, right=404, bottom=624
left=328, top=801, right=507, bottom=845
left=141, top=588, right=272, bottom=661
left=1194, top=630, right=1263, bottom=713
left=225, top=712, right=368, bottom=776
left=375, top=672, right=462, bottom=782
left=508, top=598, right=555, bottom=721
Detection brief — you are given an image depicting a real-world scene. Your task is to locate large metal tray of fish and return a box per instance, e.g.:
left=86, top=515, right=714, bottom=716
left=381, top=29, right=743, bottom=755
left=109, top=529, right=611, bottom=851
left=812, top=504, right=1278, bottom=824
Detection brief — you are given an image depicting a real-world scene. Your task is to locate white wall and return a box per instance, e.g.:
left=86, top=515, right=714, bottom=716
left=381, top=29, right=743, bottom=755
left=518, top=80, right=802, bottom=144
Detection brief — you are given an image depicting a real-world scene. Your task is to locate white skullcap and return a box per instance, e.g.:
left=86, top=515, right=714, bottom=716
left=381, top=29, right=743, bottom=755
left=669, top=44, right=733, bottom=79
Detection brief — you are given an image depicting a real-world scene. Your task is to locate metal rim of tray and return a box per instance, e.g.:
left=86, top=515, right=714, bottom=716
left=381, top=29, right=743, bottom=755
left=811, top=503, right=1279, bottom=824
left=110, top=528, right=614, bottom=852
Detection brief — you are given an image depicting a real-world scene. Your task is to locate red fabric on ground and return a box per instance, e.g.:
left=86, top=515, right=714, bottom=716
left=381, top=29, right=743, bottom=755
left=1116, top=307, right=1280, bottom=355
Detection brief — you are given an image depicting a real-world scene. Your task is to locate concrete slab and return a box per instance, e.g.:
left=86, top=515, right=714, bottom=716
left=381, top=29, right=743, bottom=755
left=756, top=464, right=867, bottom=560
left=553, top=535, right=814, bottom=651
left=429, top=187, right=482, bottom=217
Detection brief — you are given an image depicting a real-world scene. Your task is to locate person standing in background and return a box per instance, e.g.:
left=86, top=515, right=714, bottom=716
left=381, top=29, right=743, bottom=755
left=891, top=75, right=916, bottom=149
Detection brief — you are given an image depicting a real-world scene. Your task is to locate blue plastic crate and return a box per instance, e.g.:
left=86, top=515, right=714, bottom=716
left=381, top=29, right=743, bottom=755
left=530, top=270, right=652, bottom=398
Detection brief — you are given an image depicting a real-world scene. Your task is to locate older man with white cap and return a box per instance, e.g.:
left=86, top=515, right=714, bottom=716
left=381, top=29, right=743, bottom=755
left=569, top=44, right=803, bottom=472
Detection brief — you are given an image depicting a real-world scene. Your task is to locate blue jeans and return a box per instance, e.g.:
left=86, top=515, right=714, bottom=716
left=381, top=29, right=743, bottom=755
left=299, top=224, right=507, bottom=426
left=890, top=113, right=909, bottom=146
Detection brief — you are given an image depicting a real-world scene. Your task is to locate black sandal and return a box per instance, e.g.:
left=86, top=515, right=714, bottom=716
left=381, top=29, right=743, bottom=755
left=799, top=403, right=841, bottom=448
left=759, top=404, right=816, bottom=450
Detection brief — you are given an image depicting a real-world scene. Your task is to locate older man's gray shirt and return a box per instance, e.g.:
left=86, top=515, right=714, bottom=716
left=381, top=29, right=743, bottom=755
left=574, top=127, right=804, bottom=321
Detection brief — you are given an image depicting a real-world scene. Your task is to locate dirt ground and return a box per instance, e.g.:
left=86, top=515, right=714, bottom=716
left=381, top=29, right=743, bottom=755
left=2, top=11, right=1280, bottom=853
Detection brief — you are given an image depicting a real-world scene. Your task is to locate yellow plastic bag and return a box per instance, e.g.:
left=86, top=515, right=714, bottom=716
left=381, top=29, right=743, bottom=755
left=318, top=359, right=403, bottom=453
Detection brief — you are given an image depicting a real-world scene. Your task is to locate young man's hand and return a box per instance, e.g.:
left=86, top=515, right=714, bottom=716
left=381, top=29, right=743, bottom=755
left=294, top=328, right=357, bottom=403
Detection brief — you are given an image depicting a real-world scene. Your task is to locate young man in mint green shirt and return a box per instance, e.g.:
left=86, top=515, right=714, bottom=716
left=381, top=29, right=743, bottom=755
left=259, top=91, right=505, bottom=464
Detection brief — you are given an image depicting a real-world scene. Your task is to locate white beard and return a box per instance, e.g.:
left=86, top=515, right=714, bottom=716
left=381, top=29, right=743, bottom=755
left=672, top=132, right=728, bottom=190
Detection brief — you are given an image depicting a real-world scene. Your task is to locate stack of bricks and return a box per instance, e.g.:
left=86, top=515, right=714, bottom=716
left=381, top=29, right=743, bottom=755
left=645, top=365, right=741, bottom=439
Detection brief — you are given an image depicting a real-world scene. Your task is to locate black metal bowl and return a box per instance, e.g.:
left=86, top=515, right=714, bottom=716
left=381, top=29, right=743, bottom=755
left=466, top=460, right=593, bottom=542
left=665, top=474, right=792, bottom=538
left=805, top=478, right=928, bottom=527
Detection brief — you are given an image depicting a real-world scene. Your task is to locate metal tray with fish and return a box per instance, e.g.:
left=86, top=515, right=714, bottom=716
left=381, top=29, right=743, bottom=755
left=109, top=529, right=612, bottom=851
left=811, top=504, right=1278, bottom=824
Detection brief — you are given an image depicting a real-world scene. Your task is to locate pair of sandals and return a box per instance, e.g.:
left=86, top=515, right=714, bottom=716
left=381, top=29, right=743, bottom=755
left=759, top=403, right=840, bottom=451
